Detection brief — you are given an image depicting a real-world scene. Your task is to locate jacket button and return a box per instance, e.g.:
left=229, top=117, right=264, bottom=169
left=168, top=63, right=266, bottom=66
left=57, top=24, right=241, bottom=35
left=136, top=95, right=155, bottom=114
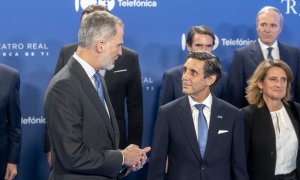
left=270, top=152, right=274, bottom=156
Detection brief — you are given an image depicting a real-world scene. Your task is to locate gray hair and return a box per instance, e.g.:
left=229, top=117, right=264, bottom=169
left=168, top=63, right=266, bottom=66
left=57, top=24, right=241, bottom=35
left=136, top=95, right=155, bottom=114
left=78, top=11, right=123, bottom=48
left=256, top=6, right=284, bottom=27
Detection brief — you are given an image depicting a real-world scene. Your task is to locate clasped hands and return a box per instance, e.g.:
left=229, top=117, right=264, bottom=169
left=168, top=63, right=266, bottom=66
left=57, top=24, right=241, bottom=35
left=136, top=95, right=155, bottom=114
left=121, top=144, right=151, bottom=172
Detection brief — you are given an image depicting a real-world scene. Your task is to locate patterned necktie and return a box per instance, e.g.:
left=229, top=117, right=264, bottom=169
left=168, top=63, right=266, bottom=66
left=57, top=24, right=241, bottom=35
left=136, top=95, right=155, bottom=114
left=195, top=104, right=208, bottom=157
left=93, top=72, right=105, bottom=104
left=267, top=47, right=273, bottom=60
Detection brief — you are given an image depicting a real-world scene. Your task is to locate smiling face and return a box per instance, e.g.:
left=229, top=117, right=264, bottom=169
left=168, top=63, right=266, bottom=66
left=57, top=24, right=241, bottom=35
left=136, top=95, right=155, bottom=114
left=258, top=66, right=287, bottom=102
left=256, top=9, right=282, bottom=46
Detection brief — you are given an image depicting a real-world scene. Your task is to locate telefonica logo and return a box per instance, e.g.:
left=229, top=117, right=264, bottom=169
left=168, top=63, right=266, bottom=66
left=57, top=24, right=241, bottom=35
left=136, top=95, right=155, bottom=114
left=75, top=0, right=158, bottom=12
left=181, top=33, right=220, bottom=51
left=21, top=116, right=46, bottom=125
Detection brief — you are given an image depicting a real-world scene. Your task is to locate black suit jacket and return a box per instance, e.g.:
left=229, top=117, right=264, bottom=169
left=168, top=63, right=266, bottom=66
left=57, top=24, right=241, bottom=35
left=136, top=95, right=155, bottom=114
left=243, top=102, right=300, bottom=180
left=0, top=64, right=21, bottom=178
left=44, top=58, right=123, bottom=179
left=45, top=43, right=143, bottom=150
left=148, top=95, right=248, bottom=180
left=229, top=41, right=300, bottom=108
left=159, top=65, right=228, bottom=106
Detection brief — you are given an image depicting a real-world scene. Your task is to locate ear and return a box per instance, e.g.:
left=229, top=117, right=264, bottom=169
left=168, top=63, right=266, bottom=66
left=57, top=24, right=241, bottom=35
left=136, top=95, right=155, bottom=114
left=206, top=75, right=217, bottom=86
left=95, top=41, right=104, bottom=53
left=257, top=81, right=263, bottom=89
left=187, top=44, right=192, bottom=51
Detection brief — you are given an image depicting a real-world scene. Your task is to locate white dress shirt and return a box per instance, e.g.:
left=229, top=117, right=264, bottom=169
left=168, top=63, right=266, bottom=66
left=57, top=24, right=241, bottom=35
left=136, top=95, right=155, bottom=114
left=188, top=94, right=213, bottom=139
left=270, top=106, right=298, bottom=175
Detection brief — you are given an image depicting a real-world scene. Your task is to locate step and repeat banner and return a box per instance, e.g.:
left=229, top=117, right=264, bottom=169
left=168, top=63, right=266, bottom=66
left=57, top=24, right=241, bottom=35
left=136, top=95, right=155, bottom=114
left=0, top=0, right=299, bottom=179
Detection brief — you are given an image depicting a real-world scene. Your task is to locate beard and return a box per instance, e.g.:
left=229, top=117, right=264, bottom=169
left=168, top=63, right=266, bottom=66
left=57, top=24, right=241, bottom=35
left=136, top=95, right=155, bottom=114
left=103, top=62, right=115, bottom=70
left=100, top=57, right=116, bottom=70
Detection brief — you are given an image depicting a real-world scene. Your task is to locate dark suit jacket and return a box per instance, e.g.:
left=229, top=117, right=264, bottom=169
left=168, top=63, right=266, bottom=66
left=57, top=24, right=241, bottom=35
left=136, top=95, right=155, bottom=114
left=243, top=102, right=300, bottom=180
left=45, top=43, right=143, bottom=151
left=44, top=58, right=123, bottom=179
left=229, top=41, right=300, bottom=108
left=147, top=95, right=248, bottom=180
left=0, top=64, right=21, bottom=178
left=159, top=65, right=228, bottom=106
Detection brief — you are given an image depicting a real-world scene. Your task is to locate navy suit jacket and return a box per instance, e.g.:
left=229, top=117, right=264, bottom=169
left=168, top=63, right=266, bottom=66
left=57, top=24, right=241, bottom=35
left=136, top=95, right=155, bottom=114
left=159, top=65, right=228, bottom=106
left=0, top=64, right=21, bottom=178
left=229, top=41, right=300, bottom=108
left=45, top=43, right=143, bottom=151
left=243, top=102, right=300, bottom=180
left=44, top=58, right=123, bottom=179
left=147, top=95, right=248, bottom=180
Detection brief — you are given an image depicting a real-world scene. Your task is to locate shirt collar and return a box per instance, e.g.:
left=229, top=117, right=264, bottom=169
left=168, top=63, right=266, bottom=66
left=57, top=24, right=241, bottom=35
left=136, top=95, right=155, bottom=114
left=188, top=93, right=213, bottom=109
left=73, top=53, right=97, bottom=78
left=258, top=38, right=278, bottom=50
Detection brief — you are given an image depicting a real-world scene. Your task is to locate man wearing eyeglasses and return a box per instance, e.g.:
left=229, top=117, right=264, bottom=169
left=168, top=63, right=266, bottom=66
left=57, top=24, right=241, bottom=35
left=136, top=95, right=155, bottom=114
left=228, top=6, right=300, bottom=108
left=159, top=25, right=228, bottom=106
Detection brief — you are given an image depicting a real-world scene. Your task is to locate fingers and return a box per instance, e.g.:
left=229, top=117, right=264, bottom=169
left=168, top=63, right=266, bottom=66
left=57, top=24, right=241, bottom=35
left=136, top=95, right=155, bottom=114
left=122, top=144, right=151, bottom=171
left=5, top=163, right=17, bottom=180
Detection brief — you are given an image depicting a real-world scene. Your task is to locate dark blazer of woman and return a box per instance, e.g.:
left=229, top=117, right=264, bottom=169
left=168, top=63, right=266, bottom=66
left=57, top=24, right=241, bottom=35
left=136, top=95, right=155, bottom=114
left=243, top=101, right=300, bottom=180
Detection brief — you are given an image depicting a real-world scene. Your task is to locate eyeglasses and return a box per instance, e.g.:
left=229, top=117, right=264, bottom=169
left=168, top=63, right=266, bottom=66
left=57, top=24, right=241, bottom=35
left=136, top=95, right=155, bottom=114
left=266, top=77, right=288, bottom=84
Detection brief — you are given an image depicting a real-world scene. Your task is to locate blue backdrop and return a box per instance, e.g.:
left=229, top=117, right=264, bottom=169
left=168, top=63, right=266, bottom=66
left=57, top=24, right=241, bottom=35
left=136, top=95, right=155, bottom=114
left=1, top=0, right=300, bottom=179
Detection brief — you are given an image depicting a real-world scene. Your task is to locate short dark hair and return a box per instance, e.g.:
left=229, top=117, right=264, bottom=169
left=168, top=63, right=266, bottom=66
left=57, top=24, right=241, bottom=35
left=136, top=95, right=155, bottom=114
left=80, top=5, right=109, bottom=21
left=186, top=51, right=221, bottom=87
left=186, top=26, right=215, bottom=47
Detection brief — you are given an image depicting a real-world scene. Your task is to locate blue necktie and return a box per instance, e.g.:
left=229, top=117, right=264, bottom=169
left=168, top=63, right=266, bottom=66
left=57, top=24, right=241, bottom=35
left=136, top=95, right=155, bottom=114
left=195, top=104, right=208, bottom=157
left=267, top=47, right=273, bottom=60
left=93, top=72, right=105, bottom=104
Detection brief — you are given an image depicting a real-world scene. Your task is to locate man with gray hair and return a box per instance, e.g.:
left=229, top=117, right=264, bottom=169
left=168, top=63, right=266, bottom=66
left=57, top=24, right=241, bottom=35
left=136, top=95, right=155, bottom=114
left=44, top=11, right=150, bottom=180
left=228, top=6, right=300, bottom=108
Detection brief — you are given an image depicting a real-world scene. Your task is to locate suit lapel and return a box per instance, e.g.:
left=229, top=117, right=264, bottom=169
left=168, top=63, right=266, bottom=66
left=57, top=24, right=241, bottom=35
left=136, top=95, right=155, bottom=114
left=250, top=42, right=264, bottom=66
left=179, top=96, right=202, bottom=161
left=204, top=97, right=224, bottom=159
left=100, top=75, right=119, bottom=149
left=68, top=58, right=117, bottom=148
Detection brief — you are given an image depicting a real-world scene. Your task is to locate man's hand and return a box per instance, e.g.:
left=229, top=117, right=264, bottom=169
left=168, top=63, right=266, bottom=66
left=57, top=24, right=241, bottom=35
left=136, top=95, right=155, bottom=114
left=130, top=147, right=151, bottom=171
left=5, top=163, right=17, bottom=180
left=121, top=145, right=151, bottom=169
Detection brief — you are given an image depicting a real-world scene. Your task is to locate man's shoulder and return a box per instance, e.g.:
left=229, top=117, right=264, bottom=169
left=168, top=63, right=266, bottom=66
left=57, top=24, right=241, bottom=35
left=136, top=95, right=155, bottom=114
left=278, top=42, right=300, bottom=51
left=235, top=41, right=258, bottom=53
left=0, top=64, right=18, bottom=76
left=122, top=46, right=138, bottom=55
left=160, top=96, right=187, bottom=110
left=61, top=43, right=78, bottom=52
left=164, top=65, right=183, bottom=77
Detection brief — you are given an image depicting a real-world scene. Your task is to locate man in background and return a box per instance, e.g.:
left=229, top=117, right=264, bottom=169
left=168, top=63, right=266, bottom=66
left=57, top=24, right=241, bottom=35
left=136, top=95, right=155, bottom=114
left=228, top=6, right=300, bottom=108
left=159, top=25, right=228, bottom=106
left=0, top=64, right=21, bottom=180
left=45, top=4, right=143, bottom=165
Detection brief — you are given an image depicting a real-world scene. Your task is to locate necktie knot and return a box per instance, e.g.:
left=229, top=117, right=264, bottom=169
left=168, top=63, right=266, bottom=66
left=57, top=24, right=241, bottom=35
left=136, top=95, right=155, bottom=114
left=267, top=47, right=273, bottom=60
left=93, top=72, right=105, bottom=104
left=195, top=104, right=205, bottom=111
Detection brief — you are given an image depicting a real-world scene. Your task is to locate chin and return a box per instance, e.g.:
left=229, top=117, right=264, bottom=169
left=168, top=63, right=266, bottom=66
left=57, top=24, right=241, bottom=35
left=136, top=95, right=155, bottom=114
left=104, top=63, right=115, bottom=70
